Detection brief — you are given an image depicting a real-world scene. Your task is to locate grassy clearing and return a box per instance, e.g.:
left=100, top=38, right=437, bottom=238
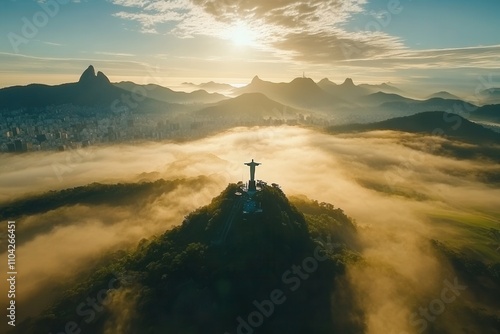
left=427, top=209, right=500, bottom=264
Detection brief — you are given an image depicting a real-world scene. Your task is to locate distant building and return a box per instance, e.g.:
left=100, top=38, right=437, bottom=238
left=36, top=134, right=47, bottom=143
left=7, top=143, right=15, bottom=153
left=13, top=139, right=27, bottom=152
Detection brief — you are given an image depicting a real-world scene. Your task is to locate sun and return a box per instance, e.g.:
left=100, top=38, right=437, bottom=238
left=228, top=22, right=256, bottom=47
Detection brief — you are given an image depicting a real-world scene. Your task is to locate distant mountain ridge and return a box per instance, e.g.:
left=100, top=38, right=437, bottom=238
left=329, top=111, right=500, bottom=144
left=0, top=68, right=490, bottom=123
left=427, top=91, right=462, bottom=100
left=195, top=92, right=300, bottom=119
left=478, top=88, right=500, bottom=105
left=359, top=82, right=404, bottom=95
left=379, top=97, right=477, bottom=115
left=79, top=65, right=111, bottom=86
left=361, top=91, right=415, bottom=105
left=183, top=81, right=235, bottom=93
left=0, top=65, right=176, bottom=113
left=0, top=65, right=122, bottom=109
left=469, top=104, right=500, bottom=123
left=115, top=81, right=228, bottom=104
left=237, top=76, right=342, bottom=109
left=317, top=78, right=403, bottom=96
left=318, top=78, right=371, bottom=100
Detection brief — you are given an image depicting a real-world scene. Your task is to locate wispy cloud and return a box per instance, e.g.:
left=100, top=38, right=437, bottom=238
left=94, top=51, right=136, bottom=57
left=109, top=0, right=405, bottom=62
left=0, top=52, right=155, bottom=87
left=111, top=0, right=195, bottom=33
left=2, top=127, right=499, bottom=331
left=0, top=52, right=147, bottom=68
left=37, top=0, right=84, bottom=3
left=113, top=11, right=185, bottom=34
left=108, top=0, right=500, bottom=72
left=36, top=40, right=63, bottom=47
left=343, top=45, right=500, bottom=70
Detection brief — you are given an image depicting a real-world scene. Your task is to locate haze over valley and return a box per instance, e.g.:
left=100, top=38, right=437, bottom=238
left=1, top=0, right=499, bottom=333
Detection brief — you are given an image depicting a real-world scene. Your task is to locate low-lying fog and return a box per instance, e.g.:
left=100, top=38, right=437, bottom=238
left=1, top=126, right=499, bottom=333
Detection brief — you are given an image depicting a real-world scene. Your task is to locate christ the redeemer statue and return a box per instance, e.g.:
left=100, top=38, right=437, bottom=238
left=244, top=159, right=261, bottom=182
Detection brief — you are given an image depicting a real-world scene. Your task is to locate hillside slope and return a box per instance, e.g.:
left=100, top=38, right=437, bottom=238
left=329, top=111, right=500, bottom=144
left=14, top=184, right=360, bottom=334
left=0, top=66, right=178, bottom=114
left=195, top=93, right=300, bottom=119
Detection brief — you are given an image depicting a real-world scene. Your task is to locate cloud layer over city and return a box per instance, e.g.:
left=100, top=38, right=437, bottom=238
left=1, top=127, right=498, bottom=332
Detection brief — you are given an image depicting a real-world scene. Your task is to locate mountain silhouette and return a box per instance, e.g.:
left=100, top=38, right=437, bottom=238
left=358, top=82, right=404, bottom=95
left=361, top=91, right=416, bottom=105
left=317, top=78, right=337, bottom=89
left=237, top=76, right=341, bottom=108
left=469, top=104, right=500, bottom=123
left=318, top=78, right=403, bottom=99
left=478, top=88, right=500, bottom=105
left=195, top=92, right=300, bottom=119
left=115, top=81, right=228, bottom=104
left=183, top=81, right=235, bottom=93
left=329, top=111, right=500, bottom=144
left=341, top=78, right=355, bottom=87
left=427, top=91, right=462, bottom=100
left=0, top=66, right=177, bottom=113
left=14, top=183, right=360, bottom=334
left=379, top=97, right=477, bottom=115
left=0, top=65, right=120, bottom=109
left=78, top=65, right=111, bottom=86
left=317, top=77, right=371, bottom=100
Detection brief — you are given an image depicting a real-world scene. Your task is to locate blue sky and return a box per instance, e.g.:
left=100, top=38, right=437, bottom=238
left=0, top=0, right=499, bottom=95
left=346, top=0, right=500, bottom=49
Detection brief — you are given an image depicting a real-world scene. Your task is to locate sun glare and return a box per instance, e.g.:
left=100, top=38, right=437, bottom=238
left=229, top=23, right=256, bottom=47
